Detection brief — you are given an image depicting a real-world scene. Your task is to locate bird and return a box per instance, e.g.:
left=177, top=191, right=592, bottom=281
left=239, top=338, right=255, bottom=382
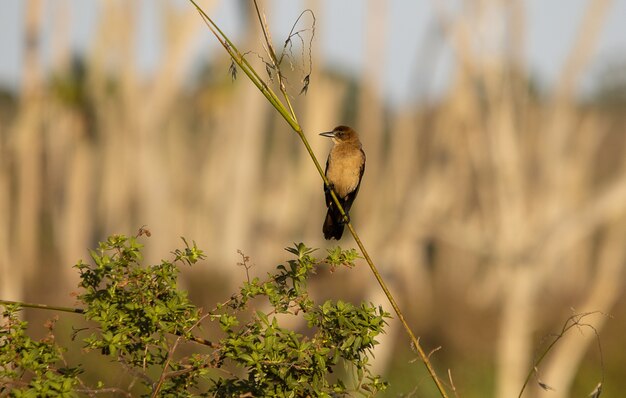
left=319, top=125, right=366, bottom=240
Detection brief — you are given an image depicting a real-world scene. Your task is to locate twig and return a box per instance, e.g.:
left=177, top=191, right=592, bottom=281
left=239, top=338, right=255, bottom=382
left=448, top=368, right=459, bottom=398
left=0, top=299, right=84, bottom=314
left=151, top=312, right=211, bottom=397
left=517, top=311, right=605, bottom=397
left=0, top=299, right=217, bottom=348
left=74, top=387, right=133, bottom=397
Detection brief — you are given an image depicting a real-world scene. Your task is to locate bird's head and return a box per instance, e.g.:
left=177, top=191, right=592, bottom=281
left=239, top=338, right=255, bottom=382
left=319, top=125, right=359, bottom=144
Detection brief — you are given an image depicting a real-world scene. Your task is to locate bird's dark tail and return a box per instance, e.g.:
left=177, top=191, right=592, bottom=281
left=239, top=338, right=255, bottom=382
left=323, top=207, right=344, bottom=240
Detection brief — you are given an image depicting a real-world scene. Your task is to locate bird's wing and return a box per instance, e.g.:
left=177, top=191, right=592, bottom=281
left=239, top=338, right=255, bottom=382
left=324, top=156, right=334, bottom=208
left=343, top=150, right=365, bottom=212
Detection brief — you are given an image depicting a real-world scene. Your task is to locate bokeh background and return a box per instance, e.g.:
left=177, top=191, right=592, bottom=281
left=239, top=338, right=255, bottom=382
left=1, top=0, right=626, bottom=396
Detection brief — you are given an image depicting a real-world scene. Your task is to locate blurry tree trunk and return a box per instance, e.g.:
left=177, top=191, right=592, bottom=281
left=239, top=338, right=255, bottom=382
left=0, top=155, right=12, bottom=300
left=542, top=0, right=613, bottom=224
left=89, top=0, right=136, bottom=238
left=218, top=3, right=267, bottom=260
left=221, top=83, right=267, bottom=254
left=12, top=0, right=44, bottom=301
left=48, top=1, right=84, bottom=293
left=538, top=205, right=626, bottom=398
left=495, top=265, right=536, bottom=398
left=58, top=127, right=94, bottom=290
left=357, top=0, right=386, bottom=213
left=133, top=4, right=206, bottom=263
left=51, top=0, right=71, bottom=73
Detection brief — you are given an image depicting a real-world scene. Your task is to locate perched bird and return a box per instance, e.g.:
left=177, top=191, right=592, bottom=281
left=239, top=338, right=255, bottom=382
left=319, top=125, right=366, bottom=240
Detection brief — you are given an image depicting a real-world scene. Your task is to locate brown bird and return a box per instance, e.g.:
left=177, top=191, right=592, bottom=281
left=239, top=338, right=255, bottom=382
left=319, top=125, right=366, bottom=240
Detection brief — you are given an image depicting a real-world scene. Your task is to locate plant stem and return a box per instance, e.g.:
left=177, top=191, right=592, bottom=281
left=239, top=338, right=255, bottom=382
left=0, top=299, right=84, bottom=314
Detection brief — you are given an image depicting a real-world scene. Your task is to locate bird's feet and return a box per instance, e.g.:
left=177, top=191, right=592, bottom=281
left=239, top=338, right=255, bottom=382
left=340, top=212, right=350, bottom=225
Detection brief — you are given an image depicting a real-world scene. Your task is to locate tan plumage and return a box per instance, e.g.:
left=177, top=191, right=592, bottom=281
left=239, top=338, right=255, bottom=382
left=319, top=126, right=365, bottom=240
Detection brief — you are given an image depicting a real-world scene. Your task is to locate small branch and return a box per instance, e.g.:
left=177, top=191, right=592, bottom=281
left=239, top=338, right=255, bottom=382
left=0, top=299, right=218, bottom=349
left=517, top=311, right=606, bottom=397
left=0, top=299, right=84, bottom=314
left=118, top=356, right=154, bottom=387
left=74, top=387, right=133, bottom=397
left=277, top=9, right=315, bottom=75
left=151, top=313, right=211, bottom=396
left=151, top=338, right=183, bottom=397
left=448, top=369, right=459, bottom=398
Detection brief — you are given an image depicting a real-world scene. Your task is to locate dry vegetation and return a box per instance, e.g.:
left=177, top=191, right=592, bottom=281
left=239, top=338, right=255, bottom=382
left=1, top=1, right=625, bottom=397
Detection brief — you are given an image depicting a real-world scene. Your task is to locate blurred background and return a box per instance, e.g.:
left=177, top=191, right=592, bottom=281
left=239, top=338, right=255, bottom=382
left=1, top=0, right=625, bottom=396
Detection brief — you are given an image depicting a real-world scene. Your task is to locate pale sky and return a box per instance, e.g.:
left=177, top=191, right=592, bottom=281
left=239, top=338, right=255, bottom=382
left=0, top=0, right=625, bottom=106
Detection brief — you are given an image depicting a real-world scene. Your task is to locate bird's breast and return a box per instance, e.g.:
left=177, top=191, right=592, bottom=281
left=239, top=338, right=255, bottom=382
left=326, top=145, right=365, bottom=198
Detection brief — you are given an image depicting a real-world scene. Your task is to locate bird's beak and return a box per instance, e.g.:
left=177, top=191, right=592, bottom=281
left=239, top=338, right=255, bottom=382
left=319, top=131, right=335, bottom=138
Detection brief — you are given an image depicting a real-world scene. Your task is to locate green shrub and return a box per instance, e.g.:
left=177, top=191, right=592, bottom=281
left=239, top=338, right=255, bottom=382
left=1, top=235, right=388, bottom=397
